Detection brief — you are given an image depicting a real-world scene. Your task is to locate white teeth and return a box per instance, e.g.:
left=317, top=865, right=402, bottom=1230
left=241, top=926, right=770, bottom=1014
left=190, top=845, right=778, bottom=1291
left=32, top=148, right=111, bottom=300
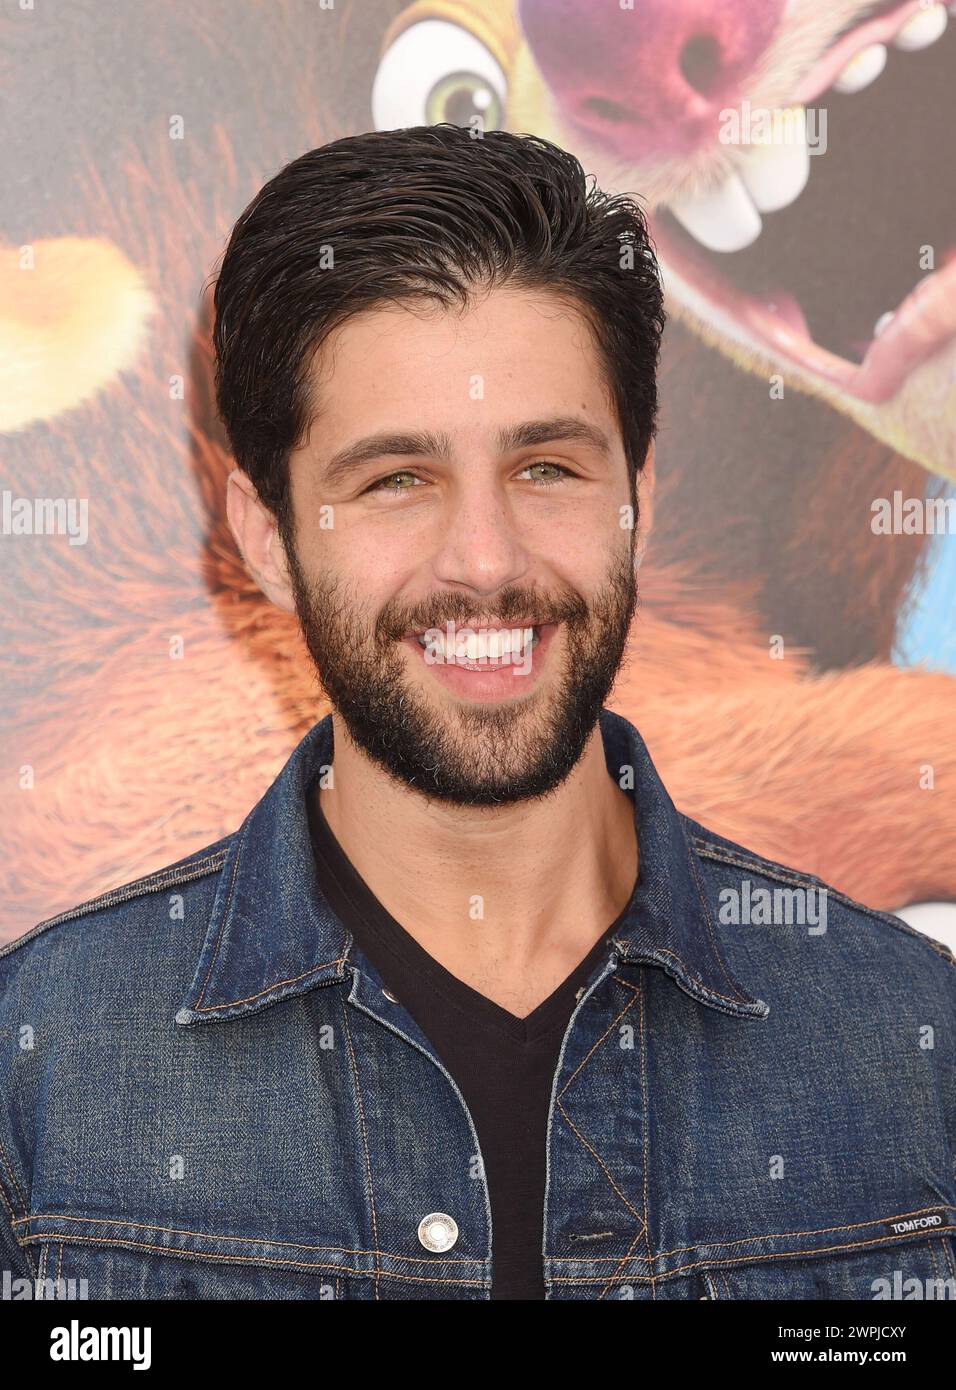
left=669, top=170, right=762, bottom=253
left=667, top=6, right=948, bottom=261
left=738, top=109, right=809, bottom=213
left=893, top=3, right=948, bottom=51
left=832, top=42, right=887, bottom=93
left=460, top=626, right=534, bottom=661
left=873, top=310, right=895, bottom=339
left=418, top=626, right=536, bottom=661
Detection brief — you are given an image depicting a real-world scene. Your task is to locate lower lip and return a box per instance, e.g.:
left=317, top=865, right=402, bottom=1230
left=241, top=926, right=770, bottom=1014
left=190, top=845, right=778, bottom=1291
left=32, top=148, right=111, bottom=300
left=403, top=623, right=560, bottom=702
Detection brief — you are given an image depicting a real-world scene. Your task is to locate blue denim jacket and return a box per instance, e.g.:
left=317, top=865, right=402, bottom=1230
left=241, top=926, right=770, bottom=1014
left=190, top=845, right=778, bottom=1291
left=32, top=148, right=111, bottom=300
left=2, top=709, right=954, bottom=1300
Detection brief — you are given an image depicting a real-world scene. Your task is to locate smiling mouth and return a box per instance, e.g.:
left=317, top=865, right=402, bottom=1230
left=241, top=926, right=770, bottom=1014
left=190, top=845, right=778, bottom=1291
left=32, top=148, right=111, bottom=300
left=410, top=623, right=543, bottom=667
left=651, top=0, right=956, bottom=403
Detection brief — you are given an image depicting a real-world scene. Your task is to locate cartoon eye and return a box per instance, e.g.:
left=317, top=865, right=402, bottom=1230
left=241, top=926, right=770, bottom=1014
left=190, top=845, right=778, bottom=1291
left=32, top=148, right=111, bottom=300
left=371, top=20, right=507, bottom=131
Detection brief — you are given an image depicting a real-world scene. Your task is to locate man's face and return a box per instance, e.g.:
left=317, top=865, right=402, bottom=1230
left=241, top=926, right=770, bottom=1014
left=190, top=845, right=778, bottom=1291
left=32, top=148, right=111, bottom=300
left=284, top=286, right=640, bottom=805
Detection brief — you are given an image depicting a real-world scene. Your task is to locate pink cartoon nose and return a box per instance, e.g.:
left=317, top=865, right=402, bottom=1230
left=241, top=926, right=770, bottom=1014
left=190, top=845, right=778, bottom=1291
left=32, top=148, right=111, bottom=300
left=517, top=0, right=786, bottom=160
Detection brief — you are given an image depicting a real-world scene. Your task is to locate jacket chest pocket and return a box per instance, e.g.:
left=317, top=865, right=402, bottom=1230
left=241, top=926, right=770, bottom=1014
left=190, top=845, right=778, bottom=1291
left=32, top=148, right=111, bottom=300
left=27, top=1239, right=373, bottom=1301
left=25, top=1239, right=486, bottom=1300
left=700, top=1231, right=956, bottom=1300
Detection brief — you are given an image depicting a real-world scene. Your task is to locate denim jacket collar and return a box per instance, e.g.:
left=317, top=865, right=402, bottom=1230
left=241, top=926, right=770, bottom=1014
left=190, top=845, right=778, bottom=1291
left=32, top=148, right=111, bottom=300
left=176, top=708, right=766, bottom=1027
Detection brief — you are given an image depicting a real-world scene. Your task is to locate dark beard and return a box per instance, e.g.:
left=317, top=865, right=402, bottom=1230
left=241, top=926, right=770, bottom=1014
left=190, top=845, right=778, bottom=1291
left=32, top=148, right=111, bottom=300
left=284, top=533, right=637, bottom=806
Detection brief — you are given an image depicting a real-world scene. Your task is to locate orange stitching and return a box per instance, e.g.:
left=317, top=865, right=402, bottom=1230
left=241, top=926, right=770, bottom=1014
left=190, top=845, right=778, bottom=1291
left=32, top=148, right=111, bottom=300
left=693, top=842, right=819, bottom=889
left=597, top=972, right=656, bottom=1298
left=2, top=850, right=230, bottom=950
left=22, top=1233, right=484, bottom=1285
left=692, top=838, right=956, bottom=966
left=638, top=970, right=656, bottom=1291
left=551, top=1228, right=956, bottom=1282
left=555, top=1099, right=645, bottom=1230
left=685, top=842, right=751, bottom=1003
left=597, top=1230, right=644, bottom=1301
left=557, top=978, right=639, bottom=1100
left=190, top=957, right=347, bottom=1013
left=0, top=1173, right=38, bottom=1280
left=14, top=1213, right=479, bottom=1263
left=3, top=1188, right=39, bottom=1280
left=36, top=1206, right=936, bottom=1271
left=194, top=826, right=249, bottom=1007
left=553, top=972, right=645, bottom=1236
left=549, top=1204, right=956, bottom=1262
left=652, top=1204, right=956, bottom=1262
left=339, top=991, right=382, bottom=1298
left=639, top=946, right=750, bottom=1007
left=0, top=1142, right=40, bottom=1283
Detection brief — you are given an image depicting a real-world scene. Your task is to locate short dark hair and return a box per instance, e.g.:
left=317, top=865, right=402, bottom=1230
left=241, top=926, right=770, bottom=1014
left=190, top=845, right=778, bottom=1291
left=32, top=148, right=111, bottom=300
left=212, top=124, right=665, bottom=538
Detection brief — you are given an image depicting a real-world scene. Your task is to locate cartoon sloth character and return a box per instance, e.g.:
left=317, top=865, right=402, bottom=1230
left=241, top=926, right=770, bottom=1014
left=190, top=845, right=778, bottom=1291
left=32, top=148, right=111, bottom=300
left=1, top=0, right=953, bottom=944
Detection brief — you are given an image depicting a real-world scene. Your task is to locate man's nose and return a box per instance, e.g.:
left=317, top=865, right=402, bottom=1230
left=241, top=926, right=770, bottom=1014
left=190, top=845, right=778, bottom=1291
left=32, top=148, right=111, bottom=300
left=517, top=0, right=785, bottom=160
left=428, top=486, right=531, bottom=596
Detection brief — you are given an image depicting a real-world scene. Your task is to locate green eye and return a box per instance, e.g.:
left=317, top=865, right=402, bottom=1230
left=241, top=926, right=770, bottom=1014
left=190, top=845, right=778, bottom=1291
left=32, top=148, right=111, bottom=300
left=371, top=471, right=420, bottom=492
left=367, top=462, right=571, bottom=497
left=522, top=462, right=568, bottom=486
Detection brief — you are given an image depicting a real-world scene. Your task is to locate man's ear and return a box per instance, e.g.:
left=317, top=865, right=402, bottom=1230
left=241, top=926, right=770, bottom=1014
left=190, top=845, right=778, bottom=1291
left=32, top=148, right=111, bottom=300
left=225, top=468, right=297, bottom=614
left=635, top=439, right=655, bottom=567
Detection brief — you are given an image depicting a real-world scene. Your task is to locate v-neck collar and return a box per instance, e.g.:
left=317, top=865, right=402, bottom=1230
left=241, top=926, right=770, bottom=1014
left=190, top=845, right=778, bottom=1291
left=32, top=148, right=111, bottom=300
left=176, top=709, right=767, bottom=1029
left=307, top=790, right=634, bottom=1043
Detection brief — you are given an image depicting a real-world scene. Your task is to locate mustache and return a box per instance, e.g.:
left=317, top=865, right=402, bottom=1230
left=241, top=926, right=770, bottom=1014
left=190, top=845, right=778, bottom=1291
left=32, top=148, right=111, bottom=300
left=378, top=588, right=590, bottom=642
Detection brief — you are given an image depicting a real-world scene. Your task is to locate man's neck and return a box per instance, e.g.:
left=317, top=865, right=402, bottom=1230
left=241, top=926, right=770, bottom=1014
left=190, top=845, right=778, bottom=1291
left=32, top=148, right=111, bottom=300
left=317, top=714, right=639, bottom=1017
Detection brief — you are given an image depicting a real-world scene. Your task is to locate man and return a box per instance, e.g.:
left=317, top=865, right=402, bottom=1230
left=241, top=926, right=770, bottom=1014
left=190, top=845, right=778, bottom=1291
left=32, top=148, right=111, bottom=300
left=2, top=125, right=954, bottom=1303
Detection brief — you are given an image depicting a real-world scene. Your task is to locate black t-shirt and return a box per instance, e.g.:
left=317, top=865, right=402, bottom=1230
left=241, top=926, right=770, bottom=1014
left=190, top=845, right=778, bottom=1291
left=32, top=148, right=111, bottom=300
left=307, top=786, right=636, bottom=1300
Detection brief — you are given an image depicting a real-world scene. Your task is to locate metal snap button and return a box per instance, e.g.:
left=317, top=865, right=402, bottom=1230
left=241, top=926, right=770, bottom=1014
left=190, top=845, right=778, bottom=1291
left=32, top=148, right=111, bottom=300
left=417, top=1212, right=459, bottom=1252
left=382, top=988, right=398, bottom=1002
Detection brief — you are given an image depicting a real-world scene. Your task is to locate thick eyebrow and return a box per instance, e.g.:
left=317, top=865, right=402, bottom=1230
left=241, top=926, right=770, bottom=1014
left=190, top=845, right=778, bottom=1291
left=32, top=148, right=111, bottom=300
left=495, top=416, right=612, bottom=459
left=321, top=416, right=612, bottom=490
left=322, top=429, right=453, bottom=490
